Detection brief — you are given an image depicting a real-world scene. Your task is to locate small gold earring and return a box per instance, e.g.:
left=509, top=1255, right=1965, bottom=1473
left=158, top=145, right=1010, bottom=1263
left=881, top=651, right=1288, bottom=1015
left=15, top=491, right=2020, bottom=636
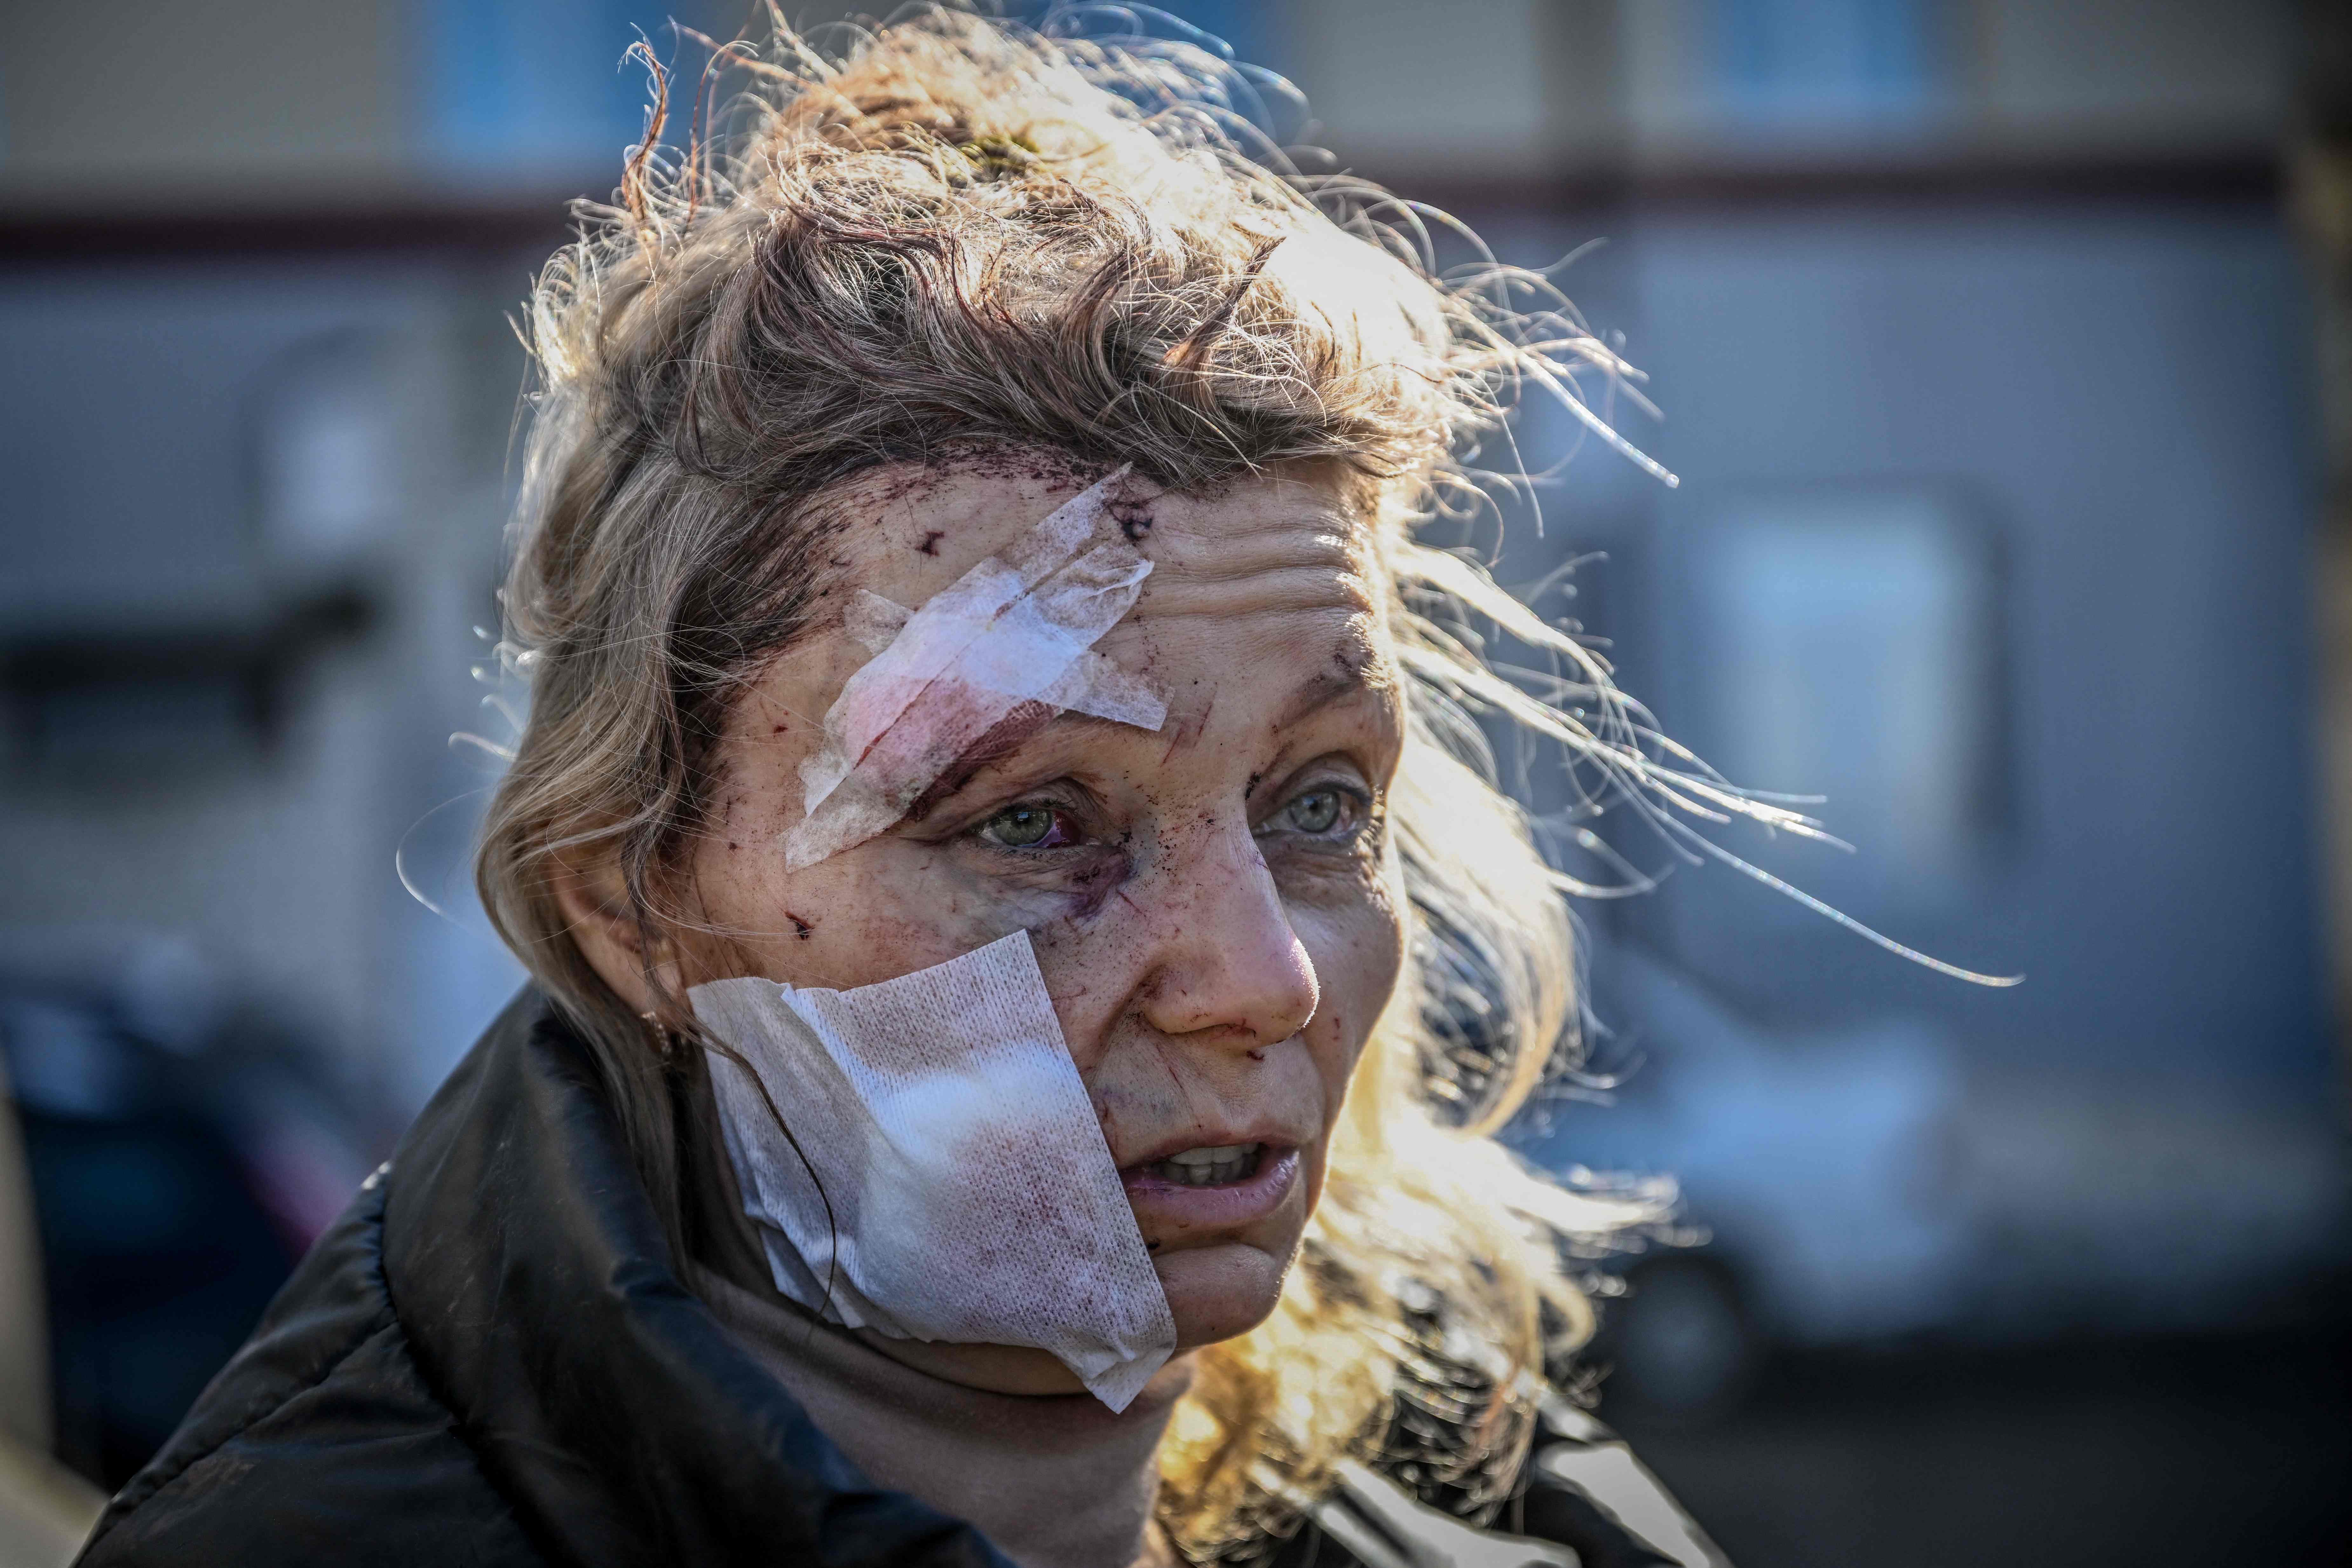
left=639, top=1009, right=679, bottom=1056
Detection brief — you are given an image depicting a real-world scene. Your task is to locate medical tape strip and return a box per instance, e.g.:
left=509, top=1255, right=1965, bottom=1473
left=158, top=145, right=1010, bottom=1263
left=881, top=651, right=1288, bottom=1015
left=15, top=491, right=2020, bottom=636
left=690, top=931, right=1179, bottom=1410
left=784, top=467, right=1168, bottom=870
left=841, top=593, right=1165, bottom=727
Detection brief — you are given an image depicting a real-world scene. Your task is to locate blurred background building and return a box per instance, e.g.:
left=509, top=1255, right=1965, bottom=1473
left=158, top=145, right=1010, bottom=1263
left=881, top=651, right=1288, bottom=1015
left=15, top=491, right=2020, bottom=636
left=0, top=1, right=2346, bottom=1564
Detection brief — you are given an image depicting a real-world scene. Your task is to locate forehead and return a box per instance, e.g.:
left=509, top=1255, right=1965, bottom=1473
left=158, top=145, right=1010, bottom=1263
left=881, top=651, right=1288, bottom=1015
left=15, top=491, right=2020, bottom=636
left=811, top=455, right=1390, bottom=656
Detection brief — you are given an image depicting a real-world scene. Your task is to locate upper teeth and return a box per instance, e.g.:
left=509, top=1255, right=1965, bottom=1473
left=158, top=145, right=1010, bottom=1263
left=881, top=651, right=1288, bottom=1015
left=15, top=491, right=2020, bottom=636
left=1151, top=1143, right=1263, bottom=1187
left=1169, top=1144, right=1253, bottom=1165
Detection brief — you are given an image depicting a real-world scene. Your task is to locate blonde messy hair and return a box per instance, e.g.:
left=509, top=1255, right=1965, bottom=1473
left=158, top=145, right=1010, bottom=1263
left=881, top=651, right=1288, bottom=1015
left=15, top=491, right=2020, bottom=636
left=474, top=7, right=1757, bottom=1558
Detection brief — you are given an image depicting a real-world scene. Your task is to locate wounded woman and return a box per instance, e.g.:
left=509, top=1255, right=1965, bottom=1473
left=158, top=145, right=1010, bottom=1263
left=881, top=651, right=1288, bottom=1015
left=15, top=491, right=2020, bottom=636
left=77, top=12, right=1730, bottom=1567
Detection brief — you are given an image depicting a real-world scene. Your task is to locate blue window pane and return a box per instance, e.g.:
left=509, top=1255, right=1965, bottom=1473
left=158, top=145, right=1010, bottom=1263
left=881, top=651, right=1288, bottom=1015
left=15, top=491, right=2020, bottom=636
left=1690, top=490, right=1996, bottom=905
left=420, top=0, right=722, bottom=179
left=1712, top=0, right=1944, bottom=126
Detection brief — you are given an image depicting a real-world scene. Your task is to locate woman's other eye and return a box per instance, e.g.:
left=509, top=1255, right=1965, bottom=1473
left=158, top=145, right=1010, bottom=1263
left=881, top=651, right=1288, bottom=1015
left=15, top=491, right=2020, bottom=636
left=977, top=802, right=1075, bottom=850
left=1264, top=786, right=1361, bottom=838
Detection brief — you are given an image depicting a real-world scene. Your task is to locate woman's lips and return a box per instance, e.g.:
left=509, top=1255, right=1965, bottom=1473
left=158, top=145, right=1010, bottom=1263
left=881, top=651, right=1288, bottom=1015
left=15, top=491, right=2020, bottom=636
left=1120, top=1144, right=1301, bottom=1236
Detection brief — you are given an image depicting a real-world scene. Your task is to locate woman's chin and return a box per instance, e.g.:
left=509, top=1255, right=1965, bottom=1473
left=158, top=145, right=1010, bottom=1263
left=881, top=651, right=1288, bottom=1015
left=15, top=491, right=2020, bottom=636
left=1155, top=1239, right=1291, bottom=1349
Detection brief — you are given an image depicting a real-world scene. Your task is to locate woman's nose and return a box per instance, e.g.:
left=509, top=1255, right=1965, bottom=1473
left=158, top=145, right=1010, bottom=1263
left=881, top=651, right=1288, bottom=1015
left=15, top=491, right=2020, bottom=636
left=1131, top=815, right=1320, bottom=1052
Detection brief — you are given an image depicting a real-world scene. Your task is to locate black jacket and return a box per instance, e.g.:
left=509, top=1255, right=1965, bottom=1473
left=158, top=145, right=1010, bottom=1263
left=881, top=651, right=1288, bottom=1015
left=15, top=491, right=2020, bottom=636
left=77, top=993, right=1724, bottom=1568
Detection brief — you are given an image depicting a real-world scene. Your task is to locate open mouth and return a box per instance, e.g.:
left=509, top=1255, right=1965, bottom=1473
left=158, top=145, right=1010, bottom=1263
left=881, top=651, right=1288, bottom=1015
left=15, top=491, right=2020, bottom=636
left=1141, top=1142, right=1265, bottom=1187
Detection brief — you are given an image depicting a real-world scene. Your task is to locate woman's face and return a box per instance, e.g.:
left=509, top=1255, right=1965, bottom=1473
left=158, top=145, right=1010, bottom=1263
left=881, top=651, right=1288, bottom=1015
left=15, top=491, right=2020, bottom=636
left=614, top=455, right=1409, bottom=1377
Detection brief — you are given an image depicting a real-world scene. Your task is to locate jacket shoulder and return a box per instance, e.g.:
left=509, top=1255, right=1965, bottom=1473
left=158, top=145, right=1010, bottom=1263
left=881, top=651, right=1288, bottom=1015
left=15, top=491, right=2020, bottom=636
left=76, top=1172, right=545, bottom=1568
left=1265, top=1401, right=1730, bottom=1568
left=1515, top=1400, right=1729, bottom=1568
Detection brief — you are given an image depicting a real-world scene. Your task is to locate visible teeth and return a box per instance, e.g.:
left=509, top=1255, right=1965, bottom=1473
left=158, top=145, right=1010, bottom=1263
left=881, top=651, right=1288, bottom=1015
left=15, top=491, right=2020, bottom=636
left=1168, top=1143, right=1254, bottom=1165
left=1147, top=1143, right=1264, bottom=1187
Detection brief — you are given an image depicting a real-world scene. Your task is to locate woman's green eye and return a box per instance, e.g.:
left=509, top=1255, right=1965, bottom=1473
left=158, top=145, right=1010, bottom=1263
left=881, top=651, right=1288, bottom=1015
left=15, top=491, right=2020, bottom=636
left=1283, top=789, right=1348, bottom=835
left=982, top=803, right=1063, bottom=849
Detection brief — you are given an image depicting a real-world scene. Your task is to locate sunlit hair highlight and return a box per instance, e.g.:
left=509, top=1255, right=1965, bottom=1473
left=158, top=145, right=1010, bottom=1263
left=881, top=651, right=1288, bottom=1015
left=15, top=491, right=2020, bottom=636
left=472, top=7, right=1786, bottom=1558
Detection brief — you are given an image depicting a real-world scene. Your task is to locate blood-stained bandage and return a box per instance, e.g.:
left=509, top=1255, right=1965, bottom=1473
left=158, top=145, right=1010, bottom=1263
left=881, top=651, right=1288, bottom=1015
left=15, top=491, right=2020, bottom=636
left=785, top=467, right=1167, bottom=869
left=690, top=931, right=1178, bottom=1410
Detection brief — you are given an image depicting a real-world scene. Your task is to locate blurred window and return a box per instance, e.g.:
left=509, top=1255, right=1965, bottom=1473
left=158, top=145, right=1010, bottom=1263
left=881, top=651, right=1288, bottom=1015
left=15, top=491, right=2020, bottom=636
left=1686, top=489, right=2001, bottom=913
left=255, top=335, right=401, bottom=575
left=1625, top=0, right=1953, bottom=151
left=1713, top=0, right=1944, bottom=126
left=420, top=0, right=733, bottom=179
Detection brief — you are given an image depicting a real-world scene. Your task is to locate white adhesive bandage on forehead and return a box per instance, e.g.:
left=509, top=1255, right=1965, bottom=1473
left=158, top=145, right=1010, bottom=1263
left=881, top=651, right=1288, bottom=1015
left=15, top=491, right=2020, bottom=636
left=689, top=932, right=1177, bottom=1411
left=785, top=467, right=1167, bottom=870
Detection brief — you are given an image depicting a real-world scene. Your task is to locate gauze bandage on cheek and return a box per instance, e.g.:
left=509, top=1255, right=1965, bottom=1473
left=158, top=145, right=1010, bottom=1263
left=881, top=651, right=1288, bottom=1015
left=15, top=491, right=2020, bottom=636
left=689, top=932, right=1178, bottom=1411
left=785, top=466, right=1168, bottom=870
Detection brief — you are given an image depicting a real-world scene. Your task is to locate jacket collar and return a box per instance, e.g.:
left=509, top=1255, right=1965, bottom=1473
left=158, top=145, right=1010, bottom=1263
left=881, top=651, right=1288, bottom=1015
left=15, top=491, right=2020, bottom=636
left=379, top=990, right=1017, bottom=1568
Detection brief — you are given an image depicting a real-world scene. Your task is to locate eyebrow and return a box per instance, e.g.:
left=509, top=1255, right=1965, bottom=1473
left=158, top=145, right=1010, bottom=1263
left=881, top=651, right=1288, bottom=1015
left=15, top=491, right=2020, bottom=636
left=1021, top=654, right=1385, bottom=751
left=1271, top=667, right=1368, bottom=732
left=899, top=698, right=1063, bottom=822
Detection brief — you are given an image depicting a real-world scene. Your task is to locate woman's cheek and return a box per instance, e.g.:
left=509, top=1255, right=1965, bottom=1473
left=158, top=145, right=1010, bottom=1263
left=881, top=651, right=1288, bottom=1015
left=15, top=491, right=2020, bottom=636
left=1297, top=847, right=1406, bottom=995
left=689, top=840, right=1017, bottom=989
left=1293, top=885, right=1405, bottom=1098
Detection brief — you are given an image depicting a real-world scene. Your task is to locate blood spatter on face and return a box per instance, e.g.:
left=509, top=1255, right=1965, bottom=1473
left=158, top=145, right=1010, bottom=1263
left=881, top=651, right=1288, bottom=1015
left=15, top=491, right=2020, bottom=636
left=917, top=530, right=946, bottom=555
left=787, top=913, right=815, bottom=940
left=899, top=699, right=1059, bottom=824
left=1109, top=497, right=1154, bottom=543
left=849, top=443, right=1107, bottom=518
left=1244, top=771, right=1264, bottom=799
left=1158, top=696, right=1212, bottom=765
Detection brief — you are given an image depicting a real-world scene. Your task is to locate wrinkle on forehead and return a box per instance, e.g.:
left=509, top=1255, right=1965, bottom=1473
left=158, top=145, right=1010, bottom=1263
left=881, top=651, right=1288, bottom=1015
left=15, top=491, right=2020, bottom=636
left=1125, top=568, right=1379, bottom=627
left=1105, top=505, right=1398, bottom=751
left=1125, top=520, right=1384, bottom=631
left=1146, top=517, right=1361, bottom=574
left=1138, top=494, right=1365, bottom=568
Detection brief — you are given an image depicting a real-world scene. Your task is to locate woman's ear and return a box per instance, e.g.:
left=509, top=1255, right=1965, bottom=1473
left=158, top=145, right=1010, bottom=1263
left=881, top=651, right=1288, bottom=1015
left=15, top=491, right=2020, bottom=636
left=551, top=850, right=684, bottom=1016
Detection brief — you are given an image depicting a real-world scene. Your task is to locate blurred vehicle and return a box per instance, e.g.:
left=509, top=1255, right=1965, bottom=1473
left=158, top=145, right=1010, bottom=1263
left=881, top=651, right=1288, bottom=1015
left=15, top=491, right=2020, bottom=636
left=1524, top=943, right=2352, bottom=1415
left=0, top=933, right=378, bottom=1489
